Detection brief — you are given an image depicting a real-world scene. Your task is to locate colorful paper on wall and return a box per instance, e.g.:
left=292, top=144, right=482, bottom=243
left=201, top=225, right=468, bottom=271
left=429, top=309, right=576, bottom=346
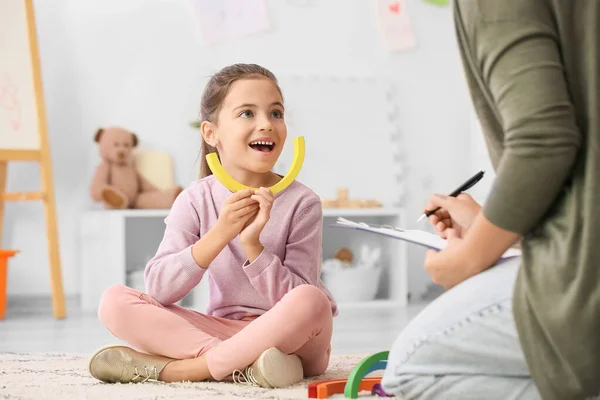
left=423, top=0, right=449, bottom=6
left=188, top=0, right=270, bottom=46
left=375, top=0, right=416, bottom=52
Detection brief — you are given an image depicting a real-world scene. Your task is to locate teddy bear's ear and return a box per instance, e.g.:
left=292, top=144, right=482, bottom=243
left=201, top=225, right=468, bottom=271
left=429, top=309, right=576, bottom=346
left=94, top=128, right=104, bottom=143
left=130, top=132, right=138, bottom=147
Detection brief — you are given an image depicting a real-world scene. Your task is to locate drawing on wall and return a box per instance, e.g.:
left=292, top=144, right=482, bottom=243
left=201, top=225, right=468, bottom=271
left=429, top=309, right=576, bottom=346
left=375, top=0, right=416, bottom=52
left=188, top=0, right=271, bottom=46
left=0, top=73, right=22, bottom=133
left=423, top=0, right=449, bottom=6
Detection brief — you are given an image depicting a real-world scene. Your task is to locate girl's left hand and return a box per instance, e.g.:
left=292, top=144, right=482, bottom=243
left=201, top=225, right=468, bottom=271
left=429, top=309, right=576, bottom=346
left=240, top=187, right=274, bottom=245
left=424, top=228, right=480, bottom=290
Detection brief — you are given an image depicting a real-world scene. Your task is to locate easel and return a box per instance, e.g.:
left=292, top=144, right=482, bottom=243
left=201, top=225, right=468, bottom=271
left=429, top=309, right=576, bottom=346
left=0, top=1, right=66, bottom=319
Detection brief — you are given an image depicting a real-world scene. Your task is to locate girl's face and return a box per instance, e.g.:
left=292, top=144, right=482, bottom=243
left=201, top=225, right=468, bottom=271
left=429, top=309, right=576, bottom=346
left=206, top=78, right=287, bottom=178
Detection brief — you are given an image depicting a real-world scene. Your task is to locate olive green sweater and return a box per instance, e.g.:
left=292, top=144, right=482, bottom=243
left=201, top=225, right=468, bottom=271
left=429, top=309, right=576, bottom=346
left=453, top=1, right=600, bottom=399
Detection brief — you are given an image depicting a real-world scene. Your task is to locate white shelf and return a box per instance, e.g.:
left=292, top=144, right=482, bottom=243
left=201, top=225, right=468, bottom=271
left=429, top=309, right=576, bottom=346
left=83, top=209, right=170, bottom=218
left=80, top=206, right=409, bottom=312
left=82, top=207, right=404, bottom=219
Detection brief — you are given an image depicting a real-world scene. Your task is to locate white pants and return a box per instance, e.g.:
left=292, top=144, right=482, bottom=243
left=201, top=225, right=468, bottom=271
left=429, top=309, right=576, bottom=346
left=382, top=258, right=541, bottom=400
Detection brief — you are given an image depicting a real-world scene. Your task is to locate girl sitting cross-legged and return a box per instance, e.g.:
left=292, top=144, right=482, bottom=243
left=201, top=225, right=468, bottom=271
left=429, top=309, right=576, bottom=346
left=88, top=63, right=338, bottom=389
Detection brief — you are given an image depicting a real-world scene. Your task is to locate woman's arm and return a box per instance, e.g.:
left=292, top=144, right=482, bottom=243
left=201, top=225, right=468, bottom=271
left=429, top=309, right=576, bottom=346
left=460, top=14, right=581, bottom=235
left=425, top=10, right=582, bottom=288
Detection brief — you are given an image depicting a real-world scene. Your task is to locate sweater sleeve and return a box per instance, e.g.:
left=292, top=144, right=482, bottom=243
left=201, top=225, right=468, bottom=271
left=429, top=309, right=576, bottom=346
left=144, top=189, right=205, bottom=305
left=465, top=19, right=581, bottom=234
left=242, top=201, right=324, bottom=306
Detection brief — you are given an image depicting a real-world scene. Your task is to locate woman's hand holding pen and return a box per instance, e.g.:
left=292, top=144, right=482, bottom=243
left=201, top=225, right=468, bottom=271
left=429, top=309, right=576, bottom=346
left=240, top=187, right=273, bottom=261
left=422, top=192, right=519, bottom=289
left=424, top=193, right=481, bottom=239
left=422, top=192, right=483, bottom=289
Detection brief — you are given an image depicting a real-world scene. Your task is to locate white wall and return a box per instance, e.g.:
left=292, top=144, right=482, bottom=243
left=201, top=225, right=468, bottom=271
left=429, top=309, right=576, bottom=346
left=5, top=0, right=474, bottom=297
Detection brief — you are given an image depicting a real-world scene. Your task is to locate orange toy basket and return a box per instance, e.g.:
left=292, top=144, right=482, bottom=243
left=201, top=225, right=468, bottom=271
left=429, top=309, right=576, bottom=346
left=0, top=250, right=18, bottom=319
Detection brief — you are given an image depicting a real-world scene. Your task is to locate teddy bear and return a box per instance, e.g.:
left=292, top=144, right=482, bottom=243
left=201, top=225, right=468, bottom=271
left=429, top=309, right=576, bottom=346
left=90, top=126, right=183, bottom=209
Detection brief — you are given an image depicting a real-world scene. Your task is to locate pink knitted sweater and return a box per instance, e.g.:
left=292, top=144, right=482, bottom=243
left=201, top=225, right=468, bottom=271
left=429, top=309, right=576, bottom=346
left=144, top=175, right=338, bottom=320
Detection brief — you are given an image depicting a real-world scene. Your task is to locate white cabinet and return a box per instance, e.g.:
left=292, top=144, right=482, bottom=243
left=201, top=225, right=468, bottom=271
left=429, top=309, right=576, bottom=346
left=320, top=208, right=408, bottom=311
left=79, top=208, right=408, bottom=313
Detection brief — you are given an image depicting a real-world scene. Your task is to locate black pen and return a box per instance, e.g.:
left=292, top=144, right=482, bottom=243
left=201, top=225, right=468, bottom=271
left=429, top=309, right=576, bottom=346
left=417, top=170, right=485, bottom=223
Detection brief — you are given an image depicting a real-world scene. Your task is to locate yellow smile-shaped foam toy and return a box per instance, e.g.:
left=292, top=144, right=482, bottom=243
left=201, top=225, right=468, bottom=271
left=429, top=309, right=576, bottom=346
left=206, top=136, right=305, bottom=194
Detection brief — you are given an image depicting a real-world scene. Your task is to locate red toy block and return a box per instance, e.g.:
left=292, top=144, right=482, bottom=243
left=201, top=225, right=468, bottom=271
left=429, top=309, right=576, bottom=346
left=308, top=378, right=382, bottom=399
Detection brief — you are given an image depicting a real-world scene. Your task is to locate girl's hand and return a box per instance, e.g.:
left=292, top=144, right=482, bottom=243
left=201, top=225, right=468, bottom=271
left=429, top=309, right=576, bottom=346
left=425, top=193, right=481, bottom=239
left=240, top=187, right=274, bottom=246
left=423, top=228, right=478, bottom=289
left=215, top=189, right=259, bottom=240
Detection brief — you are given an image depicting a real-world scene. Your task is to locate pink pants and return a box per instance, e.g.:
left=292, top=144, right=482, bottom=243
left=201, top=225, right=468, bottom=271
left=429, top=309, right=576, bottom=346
left=98, top=284, right=333, bottom=381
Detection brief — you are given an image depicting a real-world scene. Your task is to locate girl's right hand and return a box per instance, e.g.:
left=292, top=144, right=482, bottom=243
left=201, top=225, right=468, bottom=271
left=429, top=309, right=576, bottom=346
left=215, top=189, right=259, bottom=239
left=424, top=193, right=481, bottom=239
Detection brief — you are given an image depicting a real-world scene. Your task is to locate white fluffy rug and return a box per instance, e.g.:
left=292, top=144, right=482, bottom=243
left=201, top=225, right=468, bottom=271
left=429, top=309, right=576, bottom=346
left=0, top=352, right=386, bottom=399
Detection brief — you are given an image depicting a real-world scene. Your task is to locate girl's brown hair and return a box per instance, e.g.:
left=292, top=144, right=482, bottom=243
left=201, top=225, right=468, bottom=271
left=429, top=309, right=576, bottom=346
left=198, top=63, right=283, bottom=178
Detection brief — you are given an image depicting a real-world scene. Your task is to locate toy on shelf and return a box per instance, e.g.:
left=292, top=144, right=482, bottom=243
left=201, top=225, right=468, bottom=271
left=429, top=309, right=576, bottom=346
left=322, top=245, right=383, bottom=302
left=90, top=127, right=183, bottom=209
left=321, top=188, right=383, bottom=208
left=206, top=136, right=305, bottom=194
left=323, top=244, right=381, bottom=272
left=357, top=245, right=382, bottom=269
left=307, top=351, right=394, bottom=398
left=333, top=247, right=353, bottom=264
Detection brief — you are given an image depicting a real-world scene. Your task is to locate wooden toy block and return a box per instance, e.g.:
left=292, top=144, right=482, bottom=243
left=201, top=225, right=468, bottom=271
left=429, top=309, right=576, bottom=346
left=308, top=378, right=382, bottom=399
left=337, top=188, right=349, bottom=201
left=347, top=199, right=364, bottom=208
left=321, top=187, right=383, bottom=209
left=321, top=199, right=339, bottom=208
left=344, top=351, right=389, bottom=398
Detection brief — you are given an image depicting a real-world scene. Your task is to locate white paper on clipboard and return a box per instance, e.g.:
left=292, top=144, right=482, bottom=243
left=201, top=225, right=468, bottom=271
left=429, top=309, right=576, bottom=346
left=331, top=217, right=522, bottom=259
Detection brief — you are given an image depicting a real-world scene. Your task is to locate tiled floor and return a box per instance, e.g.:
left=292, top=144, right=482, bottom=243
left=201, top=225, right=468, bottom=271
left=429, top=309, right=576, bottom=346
left=0, top=297, right=427, bottom=356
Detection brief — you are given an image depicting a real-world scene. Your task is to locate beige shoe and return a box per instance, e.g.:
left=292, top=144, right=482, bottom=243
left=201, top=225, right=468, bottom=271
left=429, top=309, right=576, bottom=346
left=233, top=347, right=304, bottom=388
left=88, top=345, right=174, bottom=384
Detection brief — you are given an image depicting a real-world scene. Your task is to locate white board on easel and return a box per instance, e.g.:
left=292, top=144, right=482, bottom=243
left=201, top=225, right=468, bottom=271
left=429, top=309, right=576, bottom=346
left=0, top=1, right=41, bottom=151
left=0, top=0, right=66, bottom=319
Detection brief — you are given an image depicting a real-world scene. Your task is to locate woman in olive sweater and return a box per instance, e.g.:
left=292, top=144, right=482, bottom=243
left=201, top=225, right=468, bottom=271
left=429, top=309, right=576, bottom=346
left=382, top=1, right=600, bottom=399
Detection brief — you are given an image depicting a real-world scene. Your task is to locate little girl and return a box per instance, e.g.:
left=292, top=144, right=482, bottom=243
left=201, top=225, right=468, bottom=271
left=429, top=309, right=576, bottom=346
left=88, top=63, right=338, bottom=388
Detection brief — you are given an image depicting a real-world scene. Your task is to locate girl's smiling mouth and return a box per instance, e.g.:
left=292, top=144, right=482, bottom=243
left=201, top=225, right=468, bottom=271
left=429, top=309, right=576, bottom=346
left=249, top=140, right=275, bottom=153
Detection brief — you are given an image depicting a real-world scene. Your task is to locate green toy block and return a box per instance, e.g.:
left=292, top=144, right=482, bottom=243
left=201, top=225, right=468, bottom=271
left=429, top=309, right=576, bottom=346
left=344, top=351, right=389, bottom=399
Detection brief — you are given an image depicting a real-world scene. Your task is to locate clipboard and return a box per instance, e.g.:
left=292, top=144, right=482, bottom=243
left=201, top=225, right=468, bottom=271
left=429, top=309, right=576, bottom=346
left=330, top=217, right=522, bottom=260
